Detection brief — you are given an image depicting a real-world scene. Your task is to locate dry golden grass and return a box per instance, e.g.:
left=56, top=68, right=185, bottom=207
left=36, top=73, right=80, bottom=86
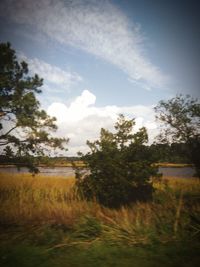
left=0, top=172, right=75, bottom=190
left=154, top=163, right=193, bottom=167
left=0, top=173, right=80, bottom=226
left=153, top=176, right=200, bottom=196
left=0, top=172, right=199, bottom=244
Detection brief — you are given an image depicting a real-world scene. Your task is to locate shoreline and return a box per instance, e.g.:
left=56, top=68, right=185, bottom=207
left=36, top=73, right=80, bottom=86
left=0, top=163, right=193, bottom=168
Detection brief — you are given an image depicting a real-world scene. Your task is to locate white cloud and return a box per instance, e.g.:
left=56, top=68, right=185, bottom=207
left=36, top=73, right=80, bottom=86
left=19, top=54, right=82, bottom=91
left=1, top=0, right=169, bottom=89
left=48, top=90, right=97, bottom=122
left=47, top=89, right=158, bottom=155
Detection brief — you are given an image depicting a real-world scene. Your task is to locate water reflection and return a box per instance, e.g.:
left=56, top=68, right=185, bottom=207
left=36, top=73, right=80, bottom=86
left=0, top=166, right=196, bottom=178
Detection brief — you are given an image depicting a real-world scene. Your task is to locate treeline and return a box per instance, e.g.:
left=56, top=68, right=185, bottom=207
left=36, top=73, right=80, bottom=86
left=0, top=143, right=192, bottom=166
left=0, top=155, right=79, bottom=166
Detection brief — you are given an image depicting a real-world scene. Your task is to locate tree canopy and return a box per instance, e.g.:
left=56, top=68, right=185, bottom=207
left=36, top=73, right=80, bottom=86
left=0, top=42, right=68, bottom=172
left=75, top=114, right=159, bottom=208
left=155, top=95, right=200, bottom=177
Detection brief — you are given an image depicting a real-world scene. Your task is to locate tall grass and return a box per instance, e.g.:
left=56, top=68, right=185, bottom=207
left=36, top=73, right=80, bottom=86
left=0, top=173, right=199, bottom=245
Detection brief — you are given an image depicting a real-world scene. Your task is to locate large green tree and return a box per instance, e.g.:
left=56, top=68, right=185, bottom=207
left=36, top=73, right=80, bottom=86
left=0, top=42, right=68, bottom=172
left=154, top=95, right=200, bottom=177
left=75, top=114, right=158, bottom=208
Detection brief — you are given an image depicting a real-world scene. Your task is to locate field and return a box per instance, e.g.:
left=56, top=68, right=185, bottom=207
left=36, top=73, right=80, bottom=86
left=0, top=173, right=200, bottom=266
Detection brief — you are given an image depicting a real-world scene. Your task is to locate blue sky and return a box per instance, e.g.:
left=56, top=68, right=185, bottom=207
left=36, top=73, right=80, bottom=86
left=0, top=0, right=199, bottom=155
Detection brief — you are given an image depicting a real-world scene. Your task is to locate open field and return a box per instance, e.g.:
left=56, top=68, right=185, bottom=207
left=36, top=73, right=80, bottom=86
left=0, top=173, right=200, bottom=266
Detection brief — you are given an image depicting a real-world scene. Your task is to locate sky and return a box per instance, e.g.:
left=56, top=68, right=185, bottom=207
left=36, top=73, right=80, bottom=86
left=0, top=0, right=199, bottom=155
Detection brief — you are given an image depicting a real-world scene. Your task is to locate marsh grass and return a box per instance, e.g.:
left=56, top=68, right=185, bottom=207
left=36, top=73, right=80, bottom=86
left=154, top=163, right=193, bottom=167
left=0, top=173, right=200, bottom=247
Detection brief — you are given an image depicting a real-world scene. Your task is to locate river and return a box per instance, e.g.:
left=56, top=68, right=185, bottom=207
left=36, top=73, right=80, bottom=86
left=0, top=166, right=196, bottom=178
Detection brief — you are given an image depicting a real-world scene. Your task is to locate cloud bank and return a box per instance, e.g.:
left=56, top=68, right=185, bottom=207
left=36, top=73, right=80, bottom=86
left=1, top=0, right=168, bottom=89
left=47, top=90, right=158, bottom=155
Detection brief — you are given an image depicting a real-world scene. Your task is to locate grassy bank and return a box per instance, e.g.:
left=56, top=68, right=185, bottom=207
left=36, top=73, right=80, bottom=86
left=0, top=173, right=199, bottom=266
left=0, top=161, right=85, bottom=168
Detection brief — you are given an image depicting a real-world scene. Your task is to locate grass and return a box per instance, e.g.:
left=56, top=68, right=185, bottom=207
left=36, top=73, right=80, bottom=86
left=0, top=239, right=199, bottom=267
left=0, top=172, right=200, bottom=266
left=154, top=163, right=193, bottom=168
left=0, top=160, right=85, bottom=168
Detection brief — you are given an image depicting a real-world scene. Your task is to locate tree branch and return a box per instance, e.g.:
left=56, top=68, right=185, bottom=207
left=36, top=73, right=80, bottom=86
left=0, top=126, right=18, bottom=139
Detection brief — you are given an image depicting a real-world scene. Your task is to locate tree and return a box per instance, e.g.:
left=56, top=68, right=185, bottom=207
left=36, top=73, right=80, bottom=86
left=0, top=42, right=68, bottom=172
left=75, top=114, right=158, bottom=208
left=154, top=95, right=200, bottom=177
left=149, top=143, right=190, bottom=163
left=3, top=145, right=14, bottom=158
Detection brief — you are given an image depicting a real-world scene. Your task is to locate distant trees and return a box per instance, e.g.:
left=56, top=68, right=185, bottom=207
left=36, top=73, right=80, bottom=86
left=0, top=42, right=68, bottom=172
left=155, top=95, right=200, bottom=177
left=75, top=114, right=159, bottom=208
left=149, top=143, right=190, bottom=164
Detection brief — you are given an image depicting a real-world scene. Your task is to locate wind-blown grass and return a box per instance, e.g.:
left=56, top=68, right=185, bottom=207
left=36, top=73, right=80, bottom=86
left=0, top=172, right=200, bottom=267
left=0, top=173, right=199, bottom=246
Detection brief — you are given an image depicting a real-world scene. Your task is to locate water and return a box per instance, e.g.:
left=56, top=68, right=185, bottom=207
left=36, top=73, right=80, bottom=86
left=158, top=167, right=195, bottom=177
left=0, top=166, right=196, bottom=178
left=0, top=166, right=75, bottom=177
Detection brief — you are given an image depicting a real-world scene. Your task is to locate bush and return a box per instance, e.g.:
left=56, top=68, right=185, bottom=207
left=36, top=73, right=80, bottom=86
left=75, top=115, right=158, bottom=208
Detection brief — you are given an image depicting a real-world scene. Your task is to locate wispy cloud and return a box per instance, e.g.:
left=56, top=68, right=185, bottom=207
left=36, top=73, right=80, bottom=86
left=1, top=0, right=169, bottom=89
left=19, top=53, right=82, bottom=91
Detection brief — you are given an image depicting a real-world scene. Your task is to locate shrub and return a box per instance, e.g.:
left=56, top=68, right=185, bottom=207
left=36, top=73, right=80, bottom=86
left=75, top=114, right=158, bottom=208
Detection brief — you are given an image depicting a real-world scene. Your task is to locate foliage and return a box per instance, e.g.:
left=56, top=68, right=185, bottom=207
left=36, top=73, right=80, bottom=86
left=155, top=95, right=200, bottom=177
left=149, top=143, right=191, bottom=163
left=0, top=42, right=68, bottom=172
left=75, top=114, right=158, bottom=208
